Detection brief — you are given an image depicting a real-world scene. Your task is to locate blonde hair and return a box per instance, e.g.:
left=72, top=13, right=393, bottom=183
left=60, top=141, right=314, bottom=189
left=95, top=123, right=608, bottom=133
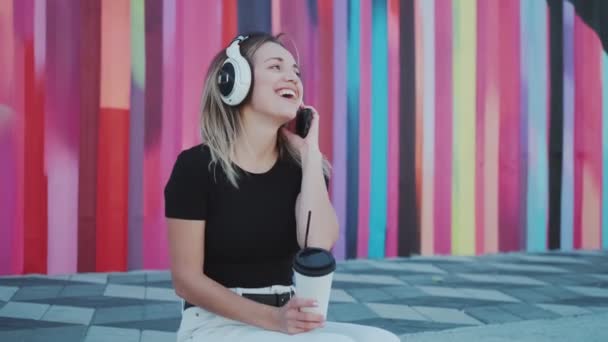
left=200, top=33, right=331, bottom=188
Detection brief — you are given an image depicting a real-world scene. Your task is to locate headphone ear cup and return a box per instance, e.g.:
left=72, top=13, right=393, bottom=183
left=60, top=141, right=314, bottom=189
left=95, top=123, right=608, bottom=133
left=218, top=54, right=252, bottom=106
left=218, top=61, right=236, bottom=98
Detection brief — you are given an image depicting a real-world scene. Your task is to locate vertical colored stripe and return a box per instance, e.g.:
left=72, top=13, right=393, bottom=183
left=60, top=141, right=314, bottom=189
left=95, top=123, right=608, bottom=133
left=579, top=23, right=603, bottom=249
left=98, top=0, right=131, bottom=272
left=346, top=0, right=360, bottom=259
left=385, top=0, right=400, bottom=257
left=357, top=0, right=371, bottom=258
left=78, top=0, right=101, bottom=272
left=238, top=0, right=271, bottom=34
left=602, top=50, right=608, bottom=249
left=475, top=0, right=487, bottom=255
left=368, top=0, right=388, bottom=258
left=451, top=0, right=476, bottom=255
left=45, top=1, right=80, bottom=274
left=561, top=0, right=574, bottom=250
left=548, top=0, right=564, bottom=250
left=398, top=0, right=418, bottom=256
left=433, top=0, right=452, bottom=254
left=317, top=0, right=334, bottom=176
left=271, top=0, right=281, bottom=34
left=144, top=0, right=165, bottom=269
left=128, top=0, right=144, bottom=270
left=498, top=0, right=521, bottom=252
left=0, top=0, right=17, bottom=275
left=522, top=1, right=549, bottom=252
left=420, top=0, right=435, bottom=256
left=23, top=0, right=47, bottom=274
left=222, top=0, right=237, bottom=46
left=414, top=0, right=423, bottom=250
left=332, top=0, right=348, bottom=260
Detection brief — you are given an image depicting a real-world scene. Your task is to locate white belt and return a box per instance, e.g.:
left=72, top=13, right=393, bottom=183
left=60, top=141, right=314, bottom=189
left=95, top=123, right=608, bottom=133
left=230, top=285, right=295, bottom=296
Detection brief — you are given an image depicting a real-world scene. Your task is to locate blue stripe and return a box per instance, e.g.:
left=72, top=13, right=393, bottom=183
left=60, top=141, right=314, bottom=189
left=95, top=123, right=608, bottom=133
left=346, top=0, right=361, bottom=258
left=523, top=1, right=549, bottom=252
left=368, top=0, right=388, bottom=258
left=561, top=0, right=575, bottom=250
left=602, top=51, right=608, bottom=249
left=237, top=0, right=271, bottom=34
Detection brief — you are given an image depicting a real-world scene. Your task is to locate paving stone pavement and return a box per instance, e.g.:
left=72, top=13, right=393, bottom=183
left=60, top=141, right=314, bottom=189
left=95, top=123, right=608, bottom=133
left=0, top=250, right=607, bottom=341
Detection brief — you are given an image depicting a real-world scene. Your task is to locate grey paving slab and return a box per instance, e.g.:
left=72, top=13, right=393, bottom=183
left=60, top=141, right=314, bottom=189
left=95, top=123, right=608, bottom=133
left=11, top=286, right=64, bottom=301
left=456, top=273, right=547, bottom=286
left=380, top=285, right=428, bottom=299
left=145, top=286, right=180, bottom=302
left=103, top=284, right=146, bottom=299
left=536, top=303, right=593, bottom=317
left=101, top=318, right=181, bottom=332
left=141, top=330, right=177, bottom=342
left=23, top=295, right=151, bottom=308
left=464, top=306, right=523, bottom=324
left=92, top=305, right=145, bottom=324
left=84, top=326, right=140, bottom=342
left=513, top=254, right=592, bottom=264
left=565, top=285, right=608, bottom=298
left=143, top=303, right=181, bottom=320
left=327, top=303, right=379, bottom=322
left=29, top=326, right=88, bottom=342
left=0, top=317, right=71, bottom=331
left=499, top=303, right=561, bottom=320
left=70, top=273, right=108, bottom=284
left=365, top=303, right=429, bottom=321
left=59, top=284, right=106, bottom=298
left=146, top=271, right=172, bottom=283
left=333, top=273, right=405, bottom=285
left=411, top=306, right=482, bottom=325
left=348, top=288, right=394, bottom=302
left=41, top=305, right=95, bottom=325
left=107, top=273, right=146, bottom=285
left=0, top=302, right=50, bottom=320
left=330, top=289, right=357, bottom=303
left=365, top=261, right=447, bottom=274
left=501, top=288, right=555, bottom=303
left=487, top=262, right=568, bottom=273
left=0, top=286, right=18, bottom=301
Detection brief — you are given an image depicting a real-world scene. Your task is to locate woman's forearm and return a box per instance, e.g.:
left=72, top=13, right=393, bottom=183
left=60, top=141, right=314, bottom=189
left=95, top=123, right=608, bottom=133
left=297, top=147, right=339, bottom=250
left=176, top=272, right=279, bottom=331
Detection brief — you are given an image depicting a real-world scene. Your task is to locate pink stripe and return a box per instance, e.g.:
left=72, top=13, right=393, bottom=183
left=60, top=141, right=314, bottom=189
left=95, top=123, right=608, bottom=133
left=415, top=0, right=428, bottom=254
left=498, top=0, right=521, bottom=252
left=45, top=1, right=80, bottom=274
left=357, top=0, right=372, bottom=258
left=576, top=19, right=603, bottom=249
left=385, top=0, right=400, bottom=257
left=434, top=0, right=452, bottom=254
left=180, top=1, right=221, bottom=149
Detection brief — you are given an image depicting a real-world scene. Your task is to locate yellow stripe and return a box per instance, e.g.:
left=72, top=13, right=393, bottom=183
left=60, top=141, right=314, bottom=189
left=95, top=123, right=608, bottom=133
left=451, top=0, right=476, bottom=255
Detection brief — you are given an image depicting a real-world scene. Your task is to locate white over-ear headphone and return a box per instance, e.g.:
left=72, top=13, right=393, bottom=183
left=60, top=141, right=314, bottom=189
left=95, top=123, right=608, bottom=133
left=217, top=36, right=252, bottom=106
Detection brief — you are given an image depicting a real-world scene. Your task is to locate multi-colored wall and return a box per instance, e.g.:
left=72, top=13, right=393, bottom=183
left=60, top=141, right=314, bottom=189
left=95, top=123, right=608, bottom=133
left=0, top=0, right=606, bottom=275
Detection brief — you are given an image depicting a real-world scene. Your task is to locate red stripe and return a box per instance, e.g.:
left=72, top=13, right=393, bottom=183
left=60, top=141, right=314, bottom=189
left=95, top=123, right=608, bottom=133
left=222, top=0, right=237, bottom=46
left=573, top=17, right=584, bottom=249
left=498, top=1, right=521, bottom=252
left=23, top=41, right=47, bottom=274
left=434, top=0, right=452, bottom=254
left=77, top=0, right=101, bottom=273
left=96, top=108, right=129, bottom=272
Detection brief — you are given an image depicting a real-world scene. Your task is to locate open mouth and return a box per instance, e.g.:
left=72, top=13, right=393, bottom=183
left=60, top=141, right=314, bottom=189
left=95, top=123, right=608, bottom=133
left=276, top=88, right=298, bottom=101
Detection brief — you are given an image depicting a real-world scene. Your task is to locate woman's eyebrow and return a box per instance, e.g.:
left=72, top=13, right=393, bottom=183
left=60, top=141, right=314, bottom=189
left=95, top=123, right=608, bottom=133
left=264, top=57, right=299, bottom=69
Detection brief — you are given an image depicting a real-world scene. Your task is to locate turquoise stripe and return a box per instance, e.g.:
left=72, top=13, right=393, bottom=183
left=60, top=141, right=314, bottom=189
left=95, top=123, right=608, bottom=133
left=602, top=51, right=608, bottom=249
left=561, top=1, right=574, bottom=250
left=345, top=0, right=361, bottom=258
left=523, top=1, right=549, bottom=252
left=368, top=0, right=388, bottom=258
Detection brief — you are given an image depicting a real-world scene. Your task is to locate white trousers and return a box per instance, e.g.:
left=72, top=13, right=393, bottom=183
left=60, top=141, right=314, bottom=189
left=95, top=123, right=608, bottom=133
left=177, top=286, right=401, bottom=342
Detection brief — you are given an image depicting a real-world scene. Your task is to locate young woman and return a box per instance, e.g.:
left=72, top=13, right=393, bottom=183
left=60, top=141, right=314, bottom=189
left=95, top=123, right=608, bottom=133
left=165, top=32, right=400, bottom=342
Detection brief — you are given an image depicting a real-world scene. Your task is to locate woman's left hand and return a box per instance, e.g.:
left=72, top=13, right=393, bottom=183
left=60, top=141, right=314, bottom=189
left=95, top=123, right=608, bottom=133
left=281, top=105, right=320, bottom=155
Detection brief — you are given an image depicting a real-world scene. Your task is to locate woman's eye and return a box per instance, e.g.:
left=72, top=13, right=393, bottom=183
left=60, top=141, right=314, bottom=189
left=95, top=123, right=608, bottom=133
left=270, top=65, right=280, bottom=70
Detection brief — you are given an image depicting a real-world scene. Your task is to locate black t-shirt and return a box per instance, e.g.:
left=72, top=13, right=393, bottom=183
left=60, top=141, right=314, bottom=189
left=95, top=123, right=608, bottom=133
left=164, top=144, right=303, bottom=288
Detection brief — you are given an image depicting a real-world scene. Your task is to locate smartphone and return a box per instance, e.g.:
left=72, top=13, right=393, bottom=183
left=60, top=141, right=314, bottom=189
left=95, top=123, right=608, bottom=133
left=295, top=108, right=313, bottom=138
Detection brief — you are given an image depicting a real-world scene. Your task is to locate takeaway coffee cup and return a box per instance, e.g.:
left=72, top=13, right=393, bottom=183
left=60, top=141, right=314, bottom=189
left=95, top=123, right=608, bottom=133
left=293, top=247, right=336, bottom=318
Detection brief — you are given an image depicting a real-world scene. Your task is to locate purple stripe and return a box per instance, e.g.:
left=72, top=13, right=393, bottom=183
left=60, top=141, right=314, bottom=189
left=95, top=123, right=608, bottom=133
left=331, top=0, right=348, bottom=260
left=128, top=83, right=145, bottom=270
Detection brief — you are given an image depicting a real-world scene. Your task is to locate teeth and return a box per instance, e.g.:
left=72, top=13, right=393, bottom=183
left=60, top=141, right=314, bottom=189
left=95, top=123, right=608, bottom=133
left=277, top=89, right=296, bottom=98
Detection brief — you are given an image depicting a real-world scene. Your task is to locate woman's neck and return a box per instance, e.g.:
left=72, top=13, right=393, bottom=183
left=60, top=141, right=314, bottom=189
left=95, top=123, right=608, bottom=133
left=233, top=110, right=280, bottom=173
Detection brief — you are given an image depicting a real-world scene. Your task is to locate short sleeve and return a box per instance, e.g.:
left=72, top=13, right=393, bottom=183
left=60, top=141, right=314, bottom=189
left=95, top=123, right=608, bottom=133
left=164, top=151, right=209, bottom=220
